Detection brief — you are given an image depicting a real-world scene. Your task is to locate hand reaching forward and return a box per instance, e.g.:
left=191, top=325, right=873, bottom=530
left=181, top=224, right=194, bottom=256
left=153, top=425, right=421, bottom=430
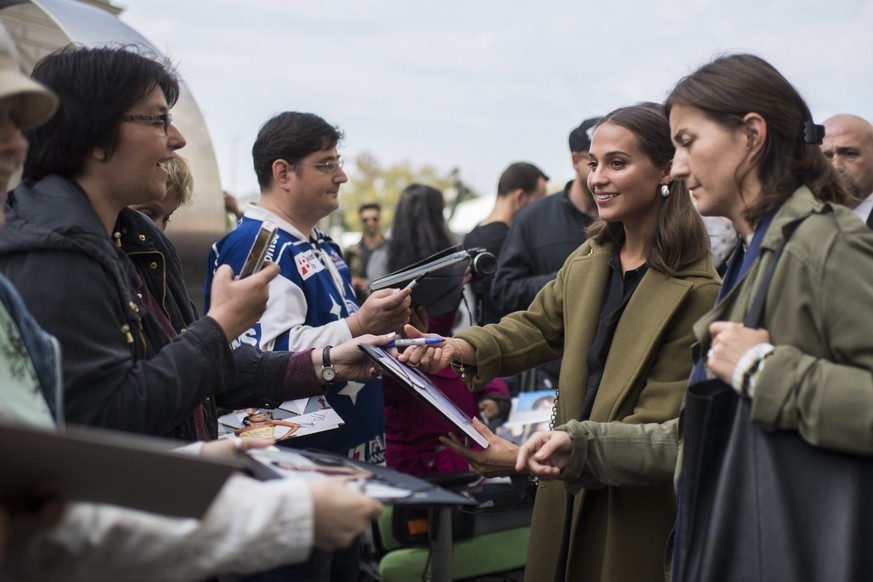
left=438, top=417, right=519, bottom=477
left=397, top=324, right=474, bottom=375
left=310, top=478, right=383, bottom=551
left=515, top=430, right=572, bottom=479
left=316, top=333, right=399, bottom=382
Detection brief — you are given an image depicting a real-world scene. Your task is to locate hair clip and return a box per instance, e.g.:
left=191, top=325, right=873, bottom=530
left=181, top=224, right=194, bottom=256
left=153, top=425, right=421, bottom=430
left=802, top=121, right=825, bottom=145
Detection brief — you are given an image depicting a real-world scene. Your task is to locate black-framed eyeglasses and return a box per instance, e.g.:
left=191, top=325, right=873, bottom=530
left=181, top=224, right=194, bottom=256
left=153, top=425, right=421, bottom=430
left=295, top=159, right=344, bottom=174
left=121, top=113, right=174, bottom=136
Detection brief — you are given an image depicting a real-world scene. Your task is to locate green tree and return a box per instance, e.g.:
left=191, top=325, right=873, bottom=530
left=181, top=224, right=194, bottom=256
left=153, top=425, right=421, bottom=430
left=337, top=152, right=478, bottom=232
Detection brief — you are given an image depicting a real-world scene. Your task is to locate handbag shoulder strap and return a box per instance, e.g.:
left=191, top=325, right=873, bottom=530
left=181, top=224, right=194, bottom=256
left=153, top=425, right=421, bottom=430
left=743, top=211, right=815, bottom=328
left=742, top=238, right=786, bottom=329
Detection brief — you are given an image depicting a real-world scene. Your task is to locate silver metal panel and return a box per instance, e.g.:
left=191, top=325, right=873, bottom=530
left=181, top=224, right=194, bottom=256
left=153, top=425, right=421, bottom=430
left=0, top=0, right=226, bottom=307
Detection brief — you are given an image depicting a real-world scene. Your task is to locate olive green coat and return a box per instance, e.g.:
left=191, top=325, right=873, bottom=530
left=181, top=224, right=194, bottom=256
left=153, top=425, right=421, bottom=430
left=457, top=239, right=719, bottom=582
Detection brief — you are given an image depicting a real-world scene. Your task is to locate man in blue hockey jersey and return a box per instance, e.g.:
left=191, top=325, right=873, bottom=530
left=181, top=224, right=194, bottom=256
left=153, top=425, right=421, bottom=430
left=205, top=112, right=411, bottom=465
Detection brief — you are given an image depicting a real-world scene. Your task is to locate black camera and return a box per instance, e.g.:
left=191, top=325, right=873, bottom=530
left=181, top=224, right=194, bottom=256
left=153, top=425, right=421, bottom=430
left=467, top=247, right=497, bottom=280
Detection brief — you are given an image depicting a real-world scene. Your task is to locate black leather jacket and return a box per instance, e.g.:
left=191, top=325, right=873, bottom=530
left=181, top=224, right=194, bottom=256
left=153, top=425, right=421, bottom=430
left=490, top=183, right=594, bottom=386
left=0, top=175, right=291, bottom=441
left=491, top=183, right=594, bottom=315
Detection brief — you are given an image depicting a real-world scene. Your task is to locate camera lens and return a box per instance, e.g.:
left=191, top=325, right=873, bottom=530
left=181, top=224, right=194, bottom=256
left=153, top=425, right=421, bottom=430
left=471, top=251, right=497, bottom=278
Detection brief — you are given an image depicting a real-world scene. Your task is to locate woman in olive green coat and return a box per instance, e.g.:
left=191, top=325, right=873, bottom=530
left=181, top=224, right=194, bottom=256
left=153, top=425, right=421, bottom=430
left=403, top=103, right=719, bottom=582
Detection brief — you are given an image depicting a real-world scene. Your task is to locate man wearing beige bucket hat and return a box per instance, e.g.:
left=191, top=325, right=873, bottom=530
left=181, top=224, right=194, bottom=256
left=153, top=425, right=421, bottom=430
left=0, top=39, right=380, bottom=580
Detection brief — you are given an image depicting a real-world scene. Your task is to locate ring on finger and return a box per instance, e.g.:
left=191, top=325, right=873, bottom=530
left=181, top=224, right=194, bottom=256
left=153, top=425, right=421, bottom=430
left=409, top=361, right=419, bottom=368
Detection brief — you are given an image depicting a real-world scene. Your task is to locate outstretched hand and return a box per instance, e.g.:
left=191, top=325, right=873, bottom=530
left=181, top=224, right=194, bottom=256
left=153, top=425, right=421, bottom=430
left=330, top=332, right=399, bottom=381
left=438, top=417, right=519, bottom=477
left=397, top=324, right=455, bottom=374
left=515, top=430, right=572, bottom=479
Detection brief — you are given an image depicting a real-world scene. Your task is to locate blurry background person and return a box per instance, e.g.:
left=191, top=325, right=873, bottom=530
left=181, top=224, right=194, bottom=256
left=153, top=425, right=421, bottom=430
left=463, top=161, right=548, bottom=326
left=490, top=118, right=600, bottom=391
left=344, top=202, right=386, bottom=304
left=822, top=114, right=873, bottom=223
left=368, top=183, right=510, bottom=476
left=402, top=104, right=718, bottom=582
left=224, top=190, right=245, bottom=228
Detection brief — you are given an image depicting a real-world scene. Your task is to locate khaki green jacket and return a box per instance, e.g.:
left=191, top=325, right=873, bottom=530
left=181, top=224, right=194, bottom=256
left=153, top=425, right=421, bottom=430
left=457, top=239, right=719, bottom=582
left=699, top=187, right=873, bottom=453
left=560, top=187, right=873, bottom=579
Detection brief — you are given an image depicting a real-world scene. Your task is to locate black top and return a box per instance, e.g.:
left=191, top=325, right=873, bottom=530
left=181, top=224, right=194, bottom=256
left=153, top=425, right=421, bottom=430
left=578, top=247, right=647, bottom=421
left=464, top=221, right=510, bottom=325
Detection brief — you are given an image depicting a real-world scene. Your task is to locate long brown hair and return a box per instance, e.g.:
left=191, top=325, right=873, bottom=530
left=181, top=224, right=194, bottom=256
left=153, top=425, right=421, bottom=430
left=587, top=102, right=709, bottom=276
left=665, top=54, right=853, bottom=227
left=387, top=184, right=455, bottom=272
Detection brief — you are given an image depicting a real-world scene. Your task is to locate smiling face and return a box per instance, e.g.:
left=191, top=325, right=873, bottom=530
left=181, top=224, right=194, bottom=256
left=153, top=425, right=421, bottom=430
left=586, top=121, right=668, bottom=234
left=92, top=85, right=186, bottom=209
left=669, top=104, right=755, bottom=229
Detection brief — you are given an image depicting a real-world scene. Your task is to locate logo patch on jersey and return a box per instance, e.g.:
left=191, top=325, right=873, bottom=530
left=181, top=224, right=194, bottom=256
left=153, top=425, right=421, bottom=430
left=295, top=250, right=325, bottom=280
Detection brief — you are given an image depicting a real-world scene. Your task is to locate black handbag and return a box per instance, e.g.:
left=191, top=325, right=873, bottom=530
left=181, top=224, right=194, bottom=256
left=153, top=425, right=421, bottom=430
left=675, top=236, right=873, bottom=582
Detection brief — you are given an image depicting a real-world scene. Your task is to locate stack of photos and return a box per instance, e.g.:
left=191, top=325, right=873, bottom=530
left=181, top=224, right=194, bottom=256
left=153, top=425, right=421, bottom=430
left=217, top=396, right=344, bottom=442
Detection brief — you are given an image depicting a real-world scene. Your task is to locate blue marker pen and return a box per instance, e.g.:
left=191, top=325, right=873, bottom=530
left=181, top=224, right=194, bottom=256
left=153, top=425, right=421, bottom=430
left=383, top=337, right=444, bottom=348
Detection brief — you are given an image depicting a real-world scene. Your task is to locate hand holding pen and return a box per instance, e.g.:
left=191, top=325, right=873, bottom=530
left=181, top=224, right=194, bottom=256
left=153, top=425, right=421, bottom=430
left=382, top=337, right=444, bottom=348
left=394, top=324, right=474, bottom=374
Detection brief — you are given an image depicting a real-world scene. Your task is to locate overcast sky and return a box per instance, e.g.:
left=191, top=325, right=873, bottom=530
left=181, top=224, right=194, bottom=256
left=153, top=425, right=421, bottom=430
left=119, top=0, right=873, bottom=202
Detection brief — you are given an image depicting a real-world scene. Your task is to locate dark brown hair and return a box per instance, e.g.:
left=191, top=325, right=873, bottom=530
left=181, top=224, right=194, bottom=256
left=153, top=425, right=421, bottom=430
left=587, top=102, right=709, bottom=276
left=665, top=54, right=853, bottom=226
left=252, top=112, right=342, bottom=189
left=387, top=184, right=455, bottom=272
left=26, top=44, right=179, bottom=181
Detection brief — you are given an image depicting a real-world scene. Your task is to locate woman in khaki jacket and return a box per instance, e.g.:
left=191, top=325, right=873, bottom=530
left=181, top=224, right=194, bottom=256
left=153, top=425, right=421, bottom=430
left=403, top=103, right=719, bottom=582
left=519, top=54, right=872, bottom=581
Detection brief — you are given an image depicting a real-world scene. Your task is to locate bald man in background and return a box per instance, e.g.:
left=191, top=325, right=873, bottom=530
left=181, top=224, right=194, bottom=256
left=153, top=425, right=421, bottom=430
left=823, top=114, right=873, bottom=226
